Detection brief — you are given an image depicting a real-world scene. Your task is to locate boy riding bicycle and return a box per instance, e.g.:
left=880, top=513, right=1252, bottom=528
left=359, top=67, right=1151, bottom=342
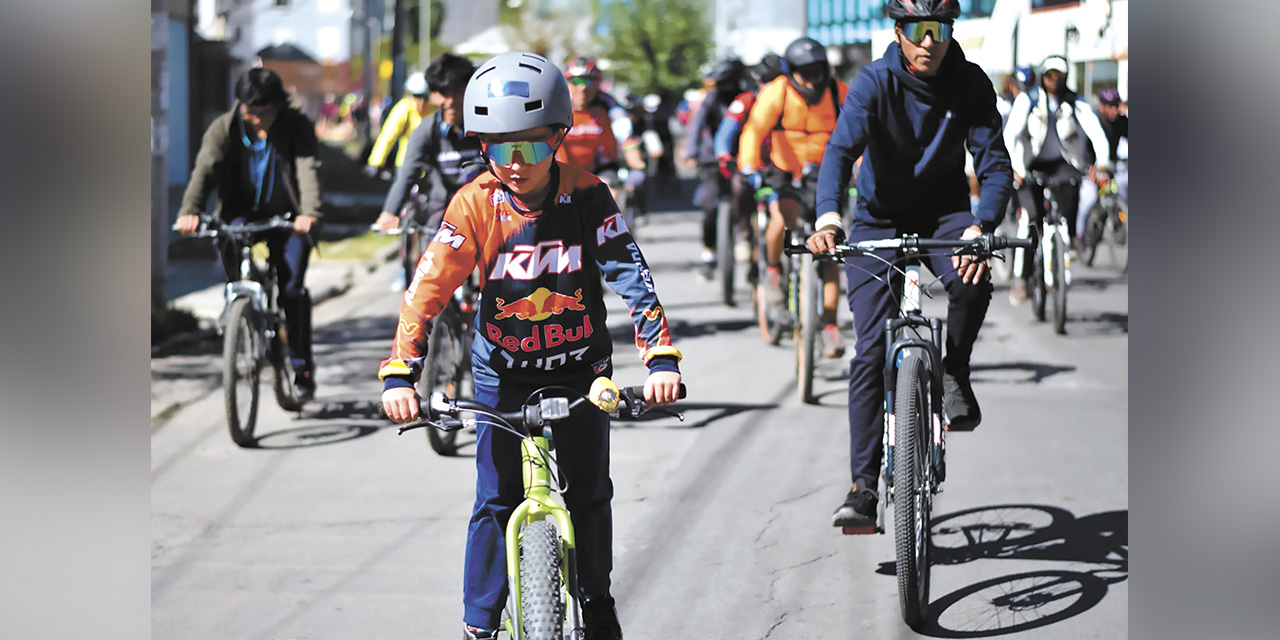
left=378, top=52, right=682, bottom=640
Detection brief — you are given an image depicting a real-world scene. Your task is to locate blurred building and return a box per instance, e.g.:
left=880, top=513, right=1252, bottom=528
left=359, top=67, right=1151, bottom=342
left=804, top=0, right=1127, bottom=101
left=711, top=0, right=808, bottom=67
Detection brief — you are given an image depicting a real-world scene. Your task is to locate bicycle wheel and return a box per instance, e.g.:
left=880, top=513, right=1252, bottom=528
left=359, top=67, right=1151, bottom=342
left=400, top=202, right=424, bottom=288
left=1030, top=244, right=1047, bottom=322
left=420, top=309, right=468, bottom=456
left=893, top=350, right=932, bottom=629
left=518, top=519, right=565, bottom=640
left=797, top=254, right=819, bottom=404
left=223, top=298, right=262, bottom=448
left=1050, top=229, right=1068, bottom=335
left=1079, top=206, right=1105, bottom=267
left=270, top=317, right=302, bottom=413
left=1107, top=205, right=1128, bottom=275
left=992, top=204, right=1019, bottom=281
left=717, top=198, right=735, bottom=306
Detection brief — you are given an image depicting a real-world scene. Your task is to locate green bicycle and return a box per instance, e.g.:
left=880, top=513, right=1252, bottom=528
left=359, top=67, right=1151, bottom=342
left=399, top=377, right=685, bottom=640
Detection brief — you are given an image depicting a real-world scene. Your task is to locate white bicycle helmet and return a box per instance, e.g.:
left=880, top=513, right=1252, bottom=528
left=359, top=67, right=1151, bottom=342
left=404, top=72, right=428, bottom=96
left=463, top=52, right=573, bottom=134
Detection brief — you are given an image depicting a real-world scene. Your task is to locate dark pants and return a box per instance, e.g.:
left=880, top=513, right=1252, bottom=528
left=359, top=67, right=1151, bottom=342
left=463, top=378, right=614, bottom=629
left=218, top=219, right=314, bottom=369
left=843, top=210, right=993, bottom=489
left=697, top=165, right=730, bottom=250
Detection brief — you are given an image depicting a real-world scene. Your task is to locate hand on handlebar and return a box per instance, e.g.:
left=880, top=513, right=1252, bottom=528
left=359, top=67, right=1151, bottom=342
left=644, top=371, right=682, bottom=405
left=951, top=225, right=989, bottom=285
left=382, top=386, right=421, bottom=423
left=293, top=214, right=317, bottom=234
left=374, top=211, right=401, bottom=233
left=807, top=226, right=841, bottom=255
left=174, top=214, right=201, bottom=235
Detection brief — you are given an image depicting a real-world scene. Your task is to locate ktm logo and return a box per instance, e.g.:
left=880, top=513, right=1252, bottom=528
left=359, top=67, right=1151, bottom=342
left=433, top=222, right=466, bottom=250
left=596, top=212, right=629, bottom=246
left=489, top=240, right=583, bottom=280
left=494, top=287, right=586, bottom=321
left=643, top=306, right=663, bottom=321
left=558, top=194, right=572, bottom=204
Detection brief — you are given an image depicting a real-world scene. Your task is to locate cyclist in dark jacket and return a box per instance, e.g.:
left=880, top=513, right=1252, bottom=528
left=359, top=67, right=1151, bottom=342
left=174, top=67, right=322, bottom=399
left=808, top=0, right=1014, bottom=533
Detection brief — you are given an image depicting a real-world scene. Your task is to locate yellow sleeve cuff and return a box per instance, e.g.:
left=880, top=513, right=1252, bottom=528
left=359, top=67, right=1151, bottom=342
left=378, top=360, right=412, bottom=381
left=643, top=345, right=683, bottom=364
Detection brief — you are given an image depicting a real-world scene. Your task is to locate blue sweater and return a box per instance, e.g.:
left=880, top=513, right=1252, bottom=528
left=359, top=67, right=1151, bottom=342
left=815, top=41, right=1013, bottom=232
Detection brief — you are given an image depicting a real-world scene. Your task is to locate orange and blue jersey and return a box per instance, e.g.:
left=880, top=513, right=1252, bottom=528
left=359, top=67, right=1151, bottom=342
left=379, top=162, right=680, bottom=389
left=556, top=105, right=619, bottom=173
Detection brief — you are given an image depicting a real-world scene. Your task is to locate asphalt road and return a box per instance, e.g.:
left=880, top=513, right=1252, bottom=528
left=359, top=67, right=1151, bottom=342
left=151, top=207, right=1128, bottom=639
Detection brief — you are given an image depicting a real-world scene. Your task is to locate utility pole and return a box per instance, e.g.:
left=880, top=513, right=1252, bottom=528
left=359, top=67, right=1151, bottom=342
left=152, top=0, right=170, bottom=308
left=391, top=0, right=406, bottom=102
left=419, top=0, right=431, bottom=71
left=364, top=0, right=381, bottom=105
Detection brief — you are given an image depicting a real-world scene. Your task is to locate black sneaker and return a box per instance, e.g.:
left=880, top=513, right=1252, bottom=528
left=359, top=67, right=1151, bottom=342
left=831, top=482, right=877, bottom=534
left=582, top=595, right=623, bottom=640
left=462, top=625, right=497, bottom=640
left=699, top=258, right=716, bottom=282
left=294, top=366, right=316, bottom=402
left=943, top=372, right=981, bottom=431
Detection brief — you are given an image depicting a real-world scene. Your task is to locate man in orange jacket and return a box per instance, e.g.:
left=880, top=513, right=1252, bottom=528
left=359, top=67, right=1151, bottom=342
left=738, top=37, right=849, bottom=357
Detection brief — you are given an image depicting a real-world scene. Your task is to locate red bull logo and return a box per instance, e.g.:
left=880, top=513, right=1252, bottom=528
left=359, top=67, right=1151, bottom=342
left=494, top=287, right=585, bottom=321
left=485, top=315, right=594, bottom=353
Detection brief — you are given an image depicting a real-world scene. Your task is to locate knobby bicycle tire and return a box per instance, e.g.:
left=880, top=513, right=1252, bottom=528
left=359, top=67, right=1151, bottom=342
left=270, top=310, right=302, bottom=412
left=1080, top=206, right=1105, bottom=267
left=420, top=308, right=468, bottom=456
left=717, top=199, right=736, bottom=307
left=1051, top=231, right=1068, bottom=335
left=894, top=350, right=932, bottom=629
left=223, top=298, right=261, bottom=448
left=518, top=519, right=565, bottom=640
left=797, top=254, right=820, bottom=404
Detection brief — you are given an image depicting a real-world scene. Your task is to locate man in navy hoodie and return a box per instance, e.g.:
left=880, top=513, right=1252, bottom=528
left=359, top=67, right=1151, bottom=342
left=806, top=0, right=1014, bottom=532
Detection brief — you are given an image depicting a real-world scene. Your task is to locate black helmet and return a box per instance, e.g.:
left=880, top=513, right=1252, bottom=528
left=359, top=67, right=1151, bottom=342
left=708, top=57, right=746, bottom=85
left=752, top=53, right=786, bottom=85
left=1014, top=65, right=1036, bottom=91
left=783, top=37, right=828, bottom=72
left=884, top=0, right=961, bottom=21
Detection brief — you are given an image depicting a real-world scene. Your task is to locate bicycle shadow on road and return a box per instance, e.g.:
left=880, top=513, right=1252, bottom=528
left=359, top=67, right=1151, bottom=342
left=613, top=401, right=779, bottom=430
left=1067, top=311, right=1128, bottom=337
left=877, top=503, right=1128, bottom=638
left=245, top=397, right=391, bottom=449
left=969, top=361, right=1076, bottom=384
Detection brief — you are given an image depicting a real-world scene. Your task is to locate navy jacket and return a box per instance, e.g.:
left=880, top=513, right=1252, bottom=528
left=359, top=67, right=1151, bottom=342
left=815, top=41, right=1013, bottom=232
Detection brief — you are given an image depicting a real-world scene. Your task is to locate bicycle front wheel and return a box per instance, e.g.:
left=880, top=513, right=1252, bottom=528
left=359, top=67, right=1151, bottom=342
left=518, top=519, right=565, bottom=640
left=420, top=309, right=469, bottom=456
left=893, top=350, right=932, bottom=629
left=223, top=298, right=261, bottom=448
left=1030, top=244, right=1047, bottom=322
left=1050, top=230, right=1068, bottom=335
left=1080, top=206, right=1105, bottom=267
left=797, top=254, right=819, bottom=404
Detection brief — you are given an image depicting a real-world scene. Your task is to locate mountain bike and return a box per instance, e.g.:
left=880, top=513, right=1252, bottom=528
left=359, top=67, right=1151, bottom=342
left=787, top=232, right=1032, bottom=630
left=398, top=377, right=686, bottom=640
left=187, top=216, right=307, bottom=447
left=1078, top=168, right=1128, bottom=274
left=417, top=273, right=481, bottom=455
left=1021, top=173, right=1077, bottom=335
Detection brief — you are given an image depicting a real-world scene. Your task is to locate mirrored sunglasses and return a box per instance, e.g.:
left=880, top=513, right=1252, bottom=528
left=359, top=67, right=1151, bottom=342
left=483, top=139, right=556, bottom=166
left=899, top=20, right=952, bottom=45
left=568, top=76, right=596, bottom=87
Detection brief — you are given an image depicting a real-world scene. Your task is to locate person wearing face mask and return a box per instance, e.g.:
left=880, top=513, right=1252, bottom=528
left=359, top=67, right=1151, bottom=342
left=1003, top=54, right=1111, bottom=302
left=806, top=0, right=1016, bottom=532
left=738, top=36, right=850, bottom=359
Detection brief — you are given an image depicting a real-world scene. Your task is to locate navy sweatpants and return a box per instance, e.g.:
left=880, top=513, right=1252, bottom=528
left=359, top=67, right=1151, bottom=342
left=218, top=217, right=314, bottom=369
left=843, top=210, right=993, bottom=490
left=463, top=377, right=614, bottom=629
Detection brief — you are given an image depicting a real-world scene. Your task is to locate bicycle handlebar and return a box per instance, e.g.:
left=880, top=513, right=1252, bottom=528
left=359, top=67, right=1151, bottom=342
left=783, top=230, right=1033, bottom=260
left=182, top=216, right=296, bottom=239
left=396, top=377, right=688, bottom=436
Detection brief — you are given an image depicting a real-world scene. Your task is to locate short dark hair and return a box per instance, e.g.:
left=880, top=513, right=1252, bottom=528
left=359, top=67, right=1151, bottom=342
left=235, top=68, right=288, bottom=107
left=426, top=53, right=477, bottom=95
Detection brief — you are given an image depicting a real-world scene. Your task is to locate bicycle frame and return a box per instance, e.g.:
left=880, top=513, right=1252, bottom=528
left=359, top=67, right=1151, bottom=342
left=505, top=432, right=581, bottom=640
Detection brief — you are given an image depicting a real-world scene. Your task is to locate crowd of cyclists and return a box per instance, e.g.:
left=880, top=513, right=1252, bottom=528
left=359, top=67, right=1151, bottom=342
left=172, top=1, right=1127, bottom=635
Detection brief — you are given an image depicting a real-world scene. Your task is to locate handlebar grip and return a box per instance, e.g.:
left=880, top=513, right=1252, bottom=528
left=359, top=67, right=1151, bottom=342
left=991, top=236, right=1035, bottom=250
left=620, top=383, right=687, bottom=402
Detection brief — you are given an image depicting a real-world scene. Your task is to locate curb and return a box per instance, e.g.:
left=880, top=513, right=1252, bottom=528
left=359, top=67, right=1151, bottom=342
left=151, top=245, right=399, bottom=358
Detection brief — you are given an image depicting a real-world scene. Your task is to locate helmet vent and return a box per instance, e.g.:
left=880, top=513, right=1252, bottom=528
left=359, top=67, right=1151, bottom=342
left=518, top=62, right=542, bottom=74
left=524, top=100, right=543, bottom=112
left=475, top=67, right=495, bottom=79
left=474, top=106, right=489, bottom=115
